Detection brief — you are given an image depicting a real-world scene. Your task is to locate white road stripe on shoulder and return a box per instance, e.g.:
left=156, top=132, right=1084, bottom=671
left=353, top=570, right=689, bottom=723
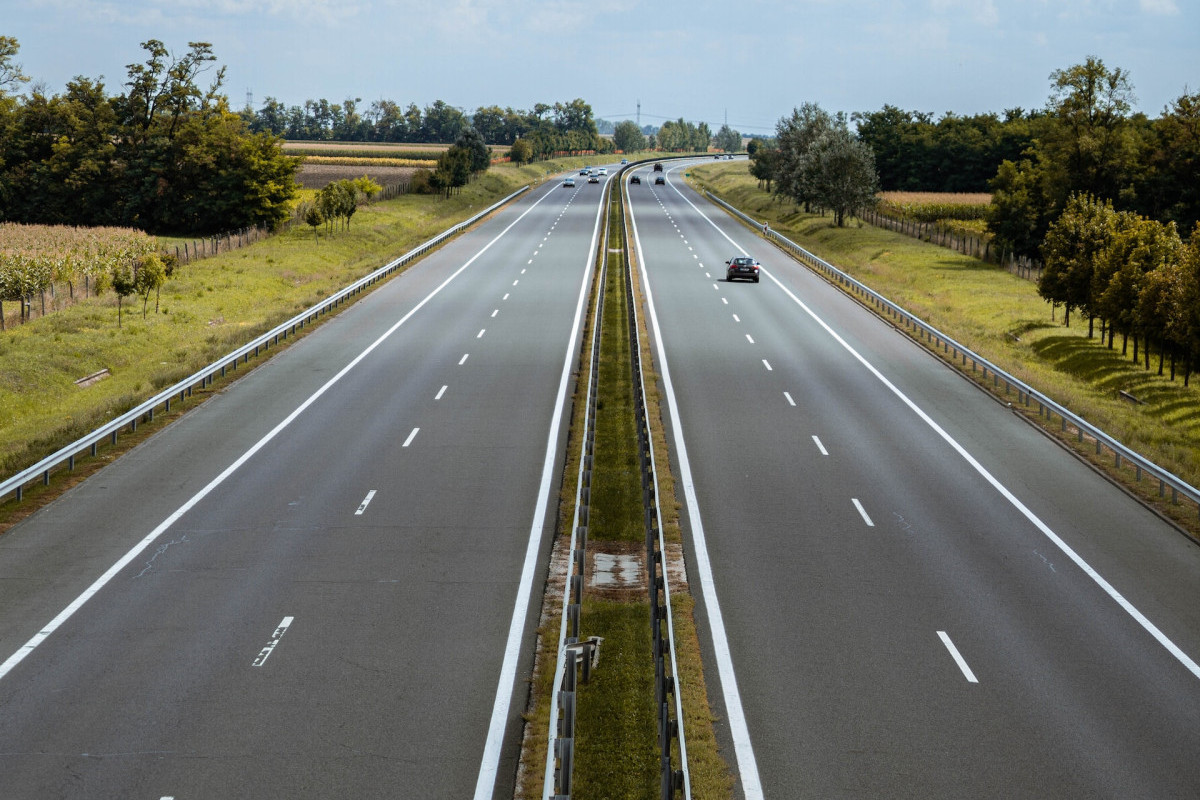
left=355, top=490, right=377, bottom=515
left=252, top=616, right=294, bottom=667
left=938, top=631, right=979, bottom=683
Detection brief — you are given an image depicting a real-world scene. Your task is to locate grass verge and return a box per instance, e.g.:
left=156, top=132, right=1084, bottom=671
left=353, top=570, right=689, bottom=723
left=688, top=161, right=1200, bottom=536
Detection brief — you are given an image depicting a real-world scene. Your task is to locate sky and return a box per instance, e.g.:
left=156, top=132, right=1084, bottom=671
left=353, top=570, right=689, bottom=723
left=5, top=0, right=1197, bottom=135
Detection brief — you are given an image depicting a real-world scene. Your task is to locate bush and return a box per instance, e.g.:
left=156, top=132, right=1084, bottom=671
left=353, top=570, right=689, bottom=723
left=409, top=168, right=436, bottom=195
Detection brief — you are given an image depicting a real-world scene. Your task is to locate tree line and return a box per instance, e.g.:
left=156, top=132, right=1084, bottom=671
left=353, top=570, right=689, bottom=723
left=1040, top=194, right=1200, bottom=383
left=0, top=37, right=299, bottom=235
left=245, top=95, right=612, bottom=156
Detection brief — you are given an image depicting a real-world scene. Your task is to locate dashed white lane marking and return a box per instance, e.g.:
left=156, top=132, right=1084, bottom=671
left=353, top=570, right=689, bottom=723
left=459, top=354, right=469, bottom=365
left=938, top=631, right=979, bottom=683
left=852, top=498, right=874, bottom=527
left=812, top=436, right=829, bottom=455
left=732, top=314, right=741, bottom=322
left=436, top=385, right=447, bottom=400
left=762, top=360, right=772, bottom=371
left=721, top=297, right=728, bottom=305
left=503, top=293, right=510, bottom=300
left=513, top=279, right=519, bottom=286
left=712, top=283, right=719, bottom=290
left=706, top=273, right=712, bottom=279
left=403, top=427, right=420, bottom=447
left=521, top=268, right=526, bottom=274
left=0, top=177, right=569, bottom=691
left=784, top=392, right=796, bottom=406
left=477, top=329, right=486, bottom=339
left=355, top=490, right=377, bottom=515
left=527, top=259, right=533, bottom=264
left=252, top=616, right=294, bottom=667
left=746, top=334, right=755, bottom=344
left=491, top=309, right=499, bottom=318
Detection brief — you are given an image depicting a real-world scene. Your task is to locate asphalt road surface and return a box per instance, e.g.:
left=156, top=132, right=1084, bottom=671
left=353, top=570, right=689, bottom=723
left=0, top=170, right=618, bottom=799
left=628, top=159, right=1200, bottom=799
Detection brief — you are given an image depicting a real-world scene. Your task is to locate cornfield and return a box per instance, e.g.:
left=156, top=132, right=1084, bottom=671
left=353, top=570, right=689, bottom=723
left=0, top=223, right=158, bottom=300
left=877, top=192, right=992, bottom=223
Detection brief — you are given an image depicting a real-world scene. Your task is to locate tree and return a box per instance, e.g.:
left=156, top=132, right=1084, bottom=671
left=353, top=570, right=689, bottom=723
left=1043, top=56, right=1137, bottom=203
left=773, top=104, right=836, bottom=211
left=748, top=144, right=778, bottom=192
left=798, top=128, right=879, bottom=226
left=111, top=263, right=135, bottom=328
left=988, top=157, right=1057, bottom=260
left=454, top=127, right=491, bottom=175
left=613, top=120, right=646, bottom=153
left=713, top=124, right=741, bottom=153
left=134, top=253, right=167, bottom=318
left=1094, top=215, right=1181, bottom=358
left=509, top=138, right=532, bottom=165
left=1039, top=193, right=1122, bottom=329
left=0, top=36, right=29, bottom=94
left=304, top=204, right=324, bottom=241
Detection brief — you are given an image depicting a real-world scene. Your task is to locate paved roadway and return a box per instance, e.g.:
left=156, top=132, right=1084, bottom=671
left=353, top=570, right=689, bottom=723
left=0, top=169, right=617, bottom=798
left=628, top=160, right=1200, bottom=798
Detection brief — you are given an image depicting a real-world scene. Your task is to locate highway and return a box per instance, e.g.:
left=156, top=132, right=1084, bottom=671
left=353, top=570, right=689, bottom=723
left=628, top=159, right=1200, bottom=798
left=0, top=172, right=615, bottom=798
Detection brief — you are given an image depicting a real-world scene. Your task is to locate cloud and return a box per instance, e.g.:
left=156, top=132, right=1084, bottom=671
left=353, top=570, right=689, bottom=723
left=1139, top=0, right=1178, bottom=14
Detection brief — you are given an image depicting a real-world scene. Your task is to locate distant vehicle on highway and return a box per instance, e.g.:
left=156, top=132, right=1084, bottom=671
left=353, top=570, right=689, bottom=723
left=579, top=168, right=589, bottom=175
left=620, top=158, right=629, bottom=164
left=629, top=174, right=641, bottom=185
left=653, top=163, right=663, bottom=172
left=563, top=177, right=575, bottom=188
left=654, top=175, right=665, bottom=185
left=725, top=256, right=761, bottom=283
left=588, top=174, right=600, bottom=184
left=598, top=167, right=608, bottom=175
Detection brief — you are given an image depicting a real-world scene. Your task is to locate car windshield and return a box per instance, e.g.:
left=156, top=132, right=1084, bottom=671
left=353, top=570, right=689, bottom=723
left=733, top=258, right=753, bottom=265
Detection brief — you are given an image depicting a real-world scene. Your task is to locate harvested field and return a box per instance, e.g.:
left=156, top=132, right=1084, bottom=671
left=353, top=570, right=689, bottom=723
left=295, top=162, right=421, bottom=190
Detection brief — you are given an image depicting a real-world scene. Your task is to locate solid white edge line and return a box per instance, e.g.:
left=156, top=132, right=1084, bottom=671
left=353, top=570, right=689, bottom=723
left=670, top=180, right=1200, bottom=682
left=629, top=177, right=764, bottom=799
left=852, top=498, right=875, bottom=527
left=472, top=181, right=605, bottom=799
left=938, top=631, right=979, bottom=683
left=355, top=489, right=377, bottom=515
left=0, top=182, right=562, bottom=686
left=402, top=428, right=419, bottom=447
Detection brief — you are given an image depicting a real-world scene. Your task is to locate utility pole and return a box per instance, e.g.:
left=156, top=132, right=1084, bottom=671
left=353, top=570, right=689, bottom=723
left=637, top=99, right=641, bottom=128
left=246, top=88, right=253, bottom=111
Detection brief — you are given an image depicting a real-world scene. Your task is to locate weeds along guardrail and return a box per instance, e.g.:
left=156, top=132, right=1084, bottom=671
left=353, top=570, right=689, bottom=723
left=706, top=190, right=1200, bottom=520
left=0, top=186, right=530, bottom=505
left=542, top=174, right=610, bottom=800
left=625, top=173, right=690, bottom=800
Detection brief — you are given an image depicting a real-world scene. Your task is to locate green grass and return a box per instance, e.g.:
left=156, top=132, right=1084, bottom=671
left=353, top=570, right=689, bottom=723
left=689, top=162, right=1200, bottom=530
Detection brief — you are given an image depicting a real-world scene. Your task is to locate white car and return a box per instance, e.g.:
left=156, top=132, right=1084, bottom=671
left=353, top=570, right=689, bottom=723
left=597, top=167, right=608, bottom=175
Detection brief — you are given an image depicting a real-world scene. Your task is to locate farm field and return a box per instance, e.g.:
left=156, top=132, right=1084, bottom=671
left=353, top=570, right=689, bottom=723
left=689, top=161, right=1200, bottom=531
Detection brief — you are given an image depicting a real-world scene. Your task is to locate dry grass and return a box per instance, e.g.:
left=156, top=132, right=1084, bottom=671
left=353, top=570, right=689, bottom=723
left=878, top=191, right=992, bottom=206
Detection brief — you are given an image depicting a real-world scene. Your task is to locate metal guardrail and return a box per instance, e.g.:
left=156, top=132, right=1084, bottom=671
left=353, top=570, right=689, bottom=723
left=705, top=190, right=1200, bottom=518
left=544, top=173, right=611, bottom=800
left=626, top=175, right=689, bottom=799
left=0, top=186, right=530, bottom=504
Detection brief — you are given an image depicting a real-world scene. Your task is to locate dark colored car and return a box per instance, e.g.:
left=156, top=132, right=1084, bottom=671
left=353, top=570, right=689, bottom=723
left=725, top=256, right=760, bottom=283
left=654, top=175, right=666, bottom=185
left=653, top=162, right=663, bottom=172
left=630, top=174, right=641, bottom=184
